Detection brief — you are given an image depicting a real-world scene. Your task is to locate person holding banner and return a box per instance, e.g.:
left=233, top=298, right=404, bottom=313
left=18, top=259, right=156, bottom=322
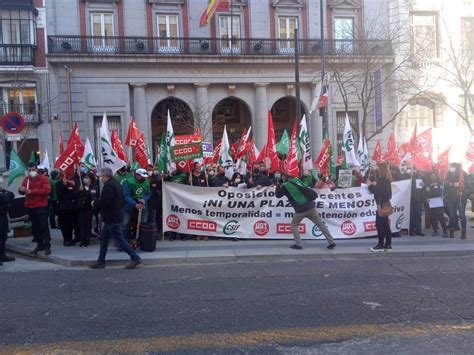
left=367, top=163, right=393, bottom=251
left=425, top=172, right=448, bottom=237
left=275, top=173, right=336, bottom=250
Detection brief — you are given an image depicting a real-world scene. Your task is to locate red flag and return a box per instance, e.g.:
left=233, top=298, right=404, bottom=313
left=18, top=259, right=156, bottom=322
left=199, top=0, right=229, bottom=27
left=286, top=119, right=299, bottom=177
left=59, top=132, right=65, bottom=155
left=265, top=111, right=280, bottom=173
left=408, top=124, right=418, bottom=154
left=203, top=139, right=221, bottom=165
left=67, top=123, right=85, bottom=158
left=459, top=164, right=465, bottom=191
left=372, top=140, right=382, bottom=163
left=336, top=155, right=344, bottom=165
left=125, top=118, right=140, bottom=147
left=468, top=163, right=474, bottom=174
left=111, top=129, right=127, bottom=163
left=315, top=137, right=331, bottom=174
left=417, top=128, right=433, bottom=159
left=413, top=154, right=432, bottom=171
left=193, top=127, right=202, bottom=138
left=255, top=143, right=266, bottom=164
left=318, top=85, right=328, bottom=110
left=54, top=142, right=78, bottom=178
left=236, top=127, right=252, bottom=159
left=134, top=131, right=149, bottom=168
left=383, top=133, right=400, bottom=165
left=246, top=139, right=256, bottom=169
left=437, top=147, right=450, bottom=180
left=467, top=130, right=474, bottom=161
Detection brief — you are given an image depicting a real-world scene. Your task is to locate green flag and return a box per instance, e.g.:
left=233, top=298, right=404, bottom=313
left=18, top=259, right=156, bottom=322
left=28, top=151, right=37, bottom=165
left=157, top=133, right=168, bottom=173
left=130, top=161, right=141, bottom=171
left=276, top=129, right=290, bottom=156
left=8, top=150, right=27, bottom=186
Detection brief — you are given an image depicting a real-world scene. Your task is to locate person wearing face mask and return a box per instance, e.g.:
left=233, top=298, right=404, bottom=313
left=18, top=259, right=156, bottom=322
left=316, top=175, right=336, bottom=190
left=249, top=163, right=270, bottom=188
left=230, top=172, right=245, bottom=187
left=19, top=163, right=52, bottom=255
left=122, top=168, right=151, bottom=240
left=210, top=166, right=229, bottom=187
left=90, top=168, right=141, bottom=269
left=76, top=172, right=100, bottom=247
left=425, top=172, right=447, bottom=237
left=55, top=172, right=78, bottom=247
left=115, top=166, right=132, bottom=187
left=189, top=163, right=208, bottom=187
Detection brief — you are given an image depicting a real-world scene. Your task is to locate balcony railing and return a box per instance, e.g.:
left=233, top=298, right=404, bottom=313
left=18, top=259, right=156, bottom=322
left=48, top=36, right=393, bottom=57
left=1, top=103, right=41, bottom=123
left=0, top=44, right=35, bottom=65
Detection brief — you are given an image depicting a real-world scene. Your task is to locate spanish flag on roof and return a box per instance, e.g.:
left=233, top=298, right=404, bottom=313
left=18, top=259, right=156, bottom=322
left=199, top=0, right=230, bottom=27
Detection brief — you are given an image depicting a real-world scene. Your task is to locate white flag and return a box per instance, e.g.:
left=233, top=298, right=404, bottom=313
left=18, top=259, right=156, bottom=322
left=41, top=149, right=51, bottom=171
left=357, top=135, right=369, bottom=172
left=219, top=125, right=234, bottom=180
left=100, top=113, right=126, bottom=174
left=342, top=113, right=360, bottom=167
left=309, top=80, right=322, bottom=114
left=81, top=137, right=97, bottom=170
left=166, top=110, right=177, bottom=173
left=299, top=115, right=313, bottom=171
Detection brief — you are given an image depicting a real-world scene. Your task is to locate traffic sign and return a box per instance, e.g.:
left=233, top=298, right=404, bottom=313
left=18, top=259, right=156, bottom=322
left=6, top=134, right=21, bottom=141
left=1, top=112, right=25, bottom=134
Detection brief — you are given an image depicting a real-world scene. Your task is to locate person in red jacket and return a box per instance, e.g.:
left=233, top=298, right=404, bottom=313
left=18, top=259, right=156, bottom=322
left=19, top=163, right=52, bottom=255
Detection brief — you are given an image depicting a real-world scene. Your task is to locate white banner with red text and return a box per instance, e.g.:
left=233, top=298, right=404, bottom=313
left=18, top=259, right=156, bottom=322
left=162, top=180, right=411, bottom=239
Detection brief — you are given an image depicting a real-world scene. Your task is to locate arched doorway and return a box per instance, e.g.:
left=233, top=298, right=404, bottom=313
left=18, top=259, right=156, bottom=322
left=270, top=96, right=307, bottom=140
left=151, top=97, right=194, bottom=155
left=212, top=97, right=252, bottom=144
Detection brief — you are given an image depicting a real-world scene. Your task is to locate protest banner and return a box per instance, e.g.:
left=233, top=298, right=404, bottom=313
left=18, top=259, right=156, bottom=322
left=338, top=170, right=352, bottom=188
left=174, top=134, right=202, bottom=145
left=202, top=142, right=213, bottom=157
left=171, top=143, right=203, bottom=161
left=162, top=179, right=411, bottom=239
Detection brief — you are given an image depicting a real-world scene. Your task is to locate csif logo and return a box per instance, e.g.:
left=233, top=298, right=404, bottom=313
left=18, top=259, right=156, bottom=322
left=396, top=214, right=405, bottom=230
left=312, top=225, right=323, bottom=237
left=223, top=220, right=240, bottom=235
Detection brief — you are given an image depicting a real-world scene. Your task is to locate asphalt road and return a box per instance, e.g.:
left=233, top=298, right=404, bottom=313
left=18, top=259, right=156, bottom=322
left=1, top=255, right=474, bottom=354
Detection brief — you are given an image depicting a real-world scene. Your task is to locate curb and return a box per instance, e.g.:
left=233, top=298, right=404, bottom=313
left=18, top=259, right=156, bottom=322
left=7, top=243, right=474, bottom=267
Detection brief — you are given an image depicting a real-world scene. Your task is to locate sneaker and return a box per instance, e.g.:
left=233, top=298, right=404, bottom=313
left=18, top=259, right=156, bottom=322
left=370, top=245, right=385, bottom=252
left=125, top=259, right=142, bottom=269
left=432, top=231, right=439, bottom=237
left=30, top=246, right=45, bottom=255
left=327, top=242, right=336, bottom=250
left=44, top=247, right=51, bottom=256
left=384, top=245, right=392, bottom=251
left=290, top=244, right=303, bottom=250
left=89, top=262, right=105, bottom=269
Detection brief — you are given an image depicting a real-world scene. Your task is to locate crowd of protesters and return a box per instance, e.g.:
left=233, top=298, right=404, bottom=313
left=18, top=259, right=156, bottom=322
left=0, top=157, right=472, bottom=267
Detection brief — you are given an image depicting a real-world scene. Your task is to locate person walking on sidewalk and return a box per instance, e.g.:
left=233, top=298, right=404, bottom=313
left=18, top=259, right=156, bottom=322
left=19, top=163, right=52, bottom=256
left=0, top=186, right=15, bottom=264
left=367, top=162, right=393, bottom=251
left=90, top=167, right=141, bottom=269
left=275, top=173, right=336, bottom=250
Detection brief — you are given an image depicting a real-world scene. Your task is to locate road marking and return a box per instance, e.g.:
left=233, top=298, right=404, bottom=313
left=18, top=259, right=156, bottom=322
left=362, top=301, right=382, bottom=310
left=2, top=322, right=474, bottom=354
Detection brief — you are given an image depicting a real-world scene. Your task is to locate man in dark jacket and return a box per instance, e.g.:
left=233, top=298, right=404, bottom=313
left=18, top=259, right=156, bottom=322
left=210, top=166, right=229, bottom=187
left=90, top=167, right=141, bottom=269
left=0, top=187, right=15, bottom=264
left=275, top=173, right=336, bottom=250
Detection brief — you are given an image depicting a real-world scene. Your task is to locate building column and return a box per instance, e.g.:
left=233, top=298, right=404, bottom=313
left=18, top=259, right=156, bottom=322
left=254, top=83, right=269, bottom=150
left=310, top=83, right=324, bottom=161
left=194, top=83, right=211, bottom=142
left=131, top=83, right=150, bottom=145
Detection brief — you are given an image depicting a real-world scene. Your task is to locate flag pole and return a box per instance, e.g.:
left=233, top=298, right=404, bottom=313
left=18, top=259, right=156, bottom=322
left=294, top=28, right=301, bottom=124
left=320, top=0, right=328, bottom=137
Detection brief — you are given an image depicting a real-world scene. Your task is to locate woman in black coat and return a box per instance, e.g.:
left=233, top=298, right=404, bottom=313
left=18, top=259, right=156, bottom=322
left=76, top=172, right=100, bottom=247
left=367, top=162, right=393, bottom=251
left=55, top=174, right=78, bottom=246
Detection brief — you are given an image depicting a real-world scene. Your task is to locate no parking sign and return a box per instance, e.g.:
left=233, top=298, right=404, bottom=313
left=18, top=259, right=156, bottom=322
left=1, top=112, right=25, bottom=134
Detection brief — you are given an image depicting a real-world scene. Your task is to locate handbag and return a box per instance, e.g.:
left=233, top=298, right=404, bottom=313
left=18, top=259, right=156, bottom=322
left=377, top=201, right=393, bottom=217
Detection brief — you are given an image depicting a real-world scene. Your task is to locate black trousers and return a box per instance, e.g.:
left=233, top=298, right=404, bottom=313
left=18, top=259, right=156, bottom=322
left=429, top=207, right=447, bottom=232
left=58, top=212, right=75, bottom=243
left=376, top=213, right=392, bottom=247
left=78, top=209, right=93, bottom=244
left=49, top=201, right=57, bottom=228
left=0, top=214, right=8, bottom=257
left=28, top=207, right=51, bottom=248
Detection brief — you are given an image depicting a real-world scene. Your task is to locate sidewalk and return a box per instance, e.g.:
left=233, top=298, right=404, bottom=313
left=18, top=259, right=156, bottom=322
left=6, top=228, right=474, bottom=267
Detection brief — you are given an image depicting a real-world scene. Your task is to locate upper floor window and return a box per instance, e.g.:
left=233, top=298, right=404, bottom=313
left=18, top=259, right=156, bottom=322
left=456, top=95, right=474, bottom=126
left=278, top=16, right=297, bottom=53
left=1, top=85, right=38, bottom=122
left=334, top=17, right=354, bottom=53
left=461, top=17, right=474, bottom=59
left=219, top=15, right=241, bottom=54
left=410, top=12, right=439, bottom=59
left=404, top=98, right=435, bottom=128
left=91, top=12, right=116, bottom=51
left=157, top=14, right=179, bottom=51
left=0, top=9, right=36, bottom=46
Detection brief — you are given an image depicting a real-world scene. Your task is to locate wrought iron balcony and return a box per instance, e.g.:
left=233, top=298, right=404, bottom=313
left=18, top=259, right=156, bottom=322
left=0, top=44, right=35, bottom=65
left=48, top=36, right=393, bottom=57
left=1, top=103, right=41, bottom=123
